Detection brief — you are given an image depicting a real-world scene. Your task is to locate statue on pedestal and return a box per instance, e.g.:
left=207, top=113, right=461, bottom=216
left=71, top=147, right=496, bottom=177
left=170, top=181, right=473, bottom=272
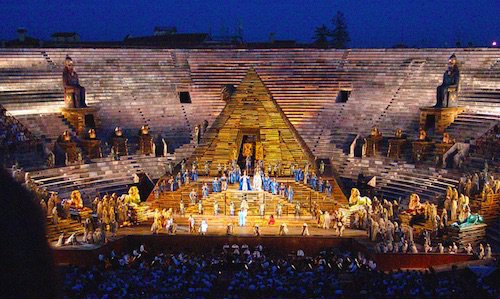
left=80, top=128, right=102, bottom=159
left=387, top=128, right=406, bottom=159
left=138, top=125, right=154, bottom=155
left=434, top=54, right=460, bottom=108
left=69, top=190, right=84, bottom=209
left=348, top=188, right=372, bottom=212
left=364, top=126, right=383, bottom=157
left=111, top=127, right=128, bottom=158
left=125, top=186, right=141, bottom=206
left=55, top=130, right=80, bottom=165
left=63, top=55, right=86, bottom=108
left=418, top=127, right=428, bottom=141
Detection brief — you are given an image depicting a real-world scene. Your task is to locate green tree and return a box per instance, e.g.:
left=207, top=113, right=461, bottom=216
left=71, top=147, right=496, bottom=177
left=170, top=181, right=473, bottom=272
left=330, top=11, right=350, bottom=49
left=313, top=24, right=330, bottom=48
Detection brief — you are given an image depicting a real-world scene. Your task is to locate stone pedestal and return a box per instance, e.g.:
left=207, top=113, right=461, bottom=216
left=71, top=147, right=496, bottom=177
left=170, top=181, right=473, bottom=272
left=61, top=107, right=100, bottom=136
left=419, top=107, right=464, bottom=134
left=365, top=135, right=383, bottom=157
left=55, top=141, right=79, bottom=164
left=387, top=138, right=407, bottom=159
left=412, top=141, right=434, bottom=162
left=434, top=142, right=454, bottom=167
left=111, top=136, right=128, bottom=156
left=139, top=134, right=154, bottom=155
left=79, top=139, right=102, bottom=159
left=448, top=223, right=487, bottom=248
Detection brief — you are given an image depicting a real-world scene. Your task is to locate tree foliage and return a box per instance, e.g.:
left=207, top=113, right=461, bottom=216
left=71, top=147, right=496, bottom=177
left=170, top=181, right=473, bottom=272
left=313, top=11, right=350, bottom=49
left=330, top=11, right=350, bottom=49
left=313, top=24, right=330, bottom=48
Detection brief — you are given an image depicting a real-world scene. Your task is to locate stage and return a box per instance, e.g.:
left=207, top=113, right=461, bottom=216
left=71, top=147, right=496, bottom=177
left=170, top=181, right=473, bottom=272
left=51, top=225, right=489, bottom=272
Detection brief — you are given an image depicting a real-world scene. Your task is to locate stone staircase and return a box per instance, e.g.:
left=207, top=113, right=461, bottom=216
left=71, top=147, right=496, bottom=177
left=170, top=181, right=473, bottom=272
left=30, top=155, right=171, bottom=200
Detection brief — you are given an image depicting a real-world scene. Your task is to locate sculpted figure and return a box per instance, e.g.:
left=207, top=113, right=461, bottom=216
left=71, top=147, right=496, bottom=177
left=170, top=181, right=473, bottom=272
left=111, top=127, right=128, bottom=158
left=125, top=186, right=141, bottom=205
left=434, top=54, right=460, bottom=108
left=370, top=126, right=382, bottom=138
left=63, top=55, right=86, bottom=108
left=69, top=190, right=84, bottom=209
left=418, top=127, right=427, bottom=141
left=395, top=128, right=403, bottom=139
left=88, top=128, right=97, bottom=139
left=451, top=204, right=483, bottom=229
left=349, top=188, right=372, bottom=211
left=406, top=193, right=425, bottom=215
left=442, top=132, right=453, bottom=144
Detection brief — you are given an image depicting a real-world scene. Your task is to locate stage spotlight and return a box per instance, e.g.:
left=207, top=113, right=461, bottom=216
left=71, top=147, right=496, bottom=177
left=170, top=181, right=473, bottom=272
left=492, top=41, right=497, bottom=47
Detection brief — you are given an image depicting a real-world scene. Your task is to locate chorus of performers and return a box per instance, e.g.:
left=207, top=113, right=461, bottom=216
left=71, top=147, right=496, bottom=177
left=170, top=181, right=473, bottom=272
left=293, top=165, right=333, bottom=197
left=154, top=161, right=200, bottom=198
left=154, top=160, right=333, bottom=204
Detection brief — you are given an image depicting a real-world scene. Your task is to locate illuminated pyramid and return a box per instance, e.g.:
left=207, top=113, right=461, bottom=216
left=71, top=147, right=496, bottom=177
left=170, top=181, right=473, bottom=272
left=189, top=68, right=316, bottom=175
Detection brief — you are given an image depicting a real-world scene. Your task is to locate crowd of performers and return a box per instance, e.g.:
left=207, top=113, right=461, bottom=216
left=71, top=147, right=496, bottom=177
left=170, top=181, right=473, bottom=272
left=344, top=170, right=499, bottom=257
left=154, top=159, right=334, bottom=201
left=148, top=158, right=344, bottom=236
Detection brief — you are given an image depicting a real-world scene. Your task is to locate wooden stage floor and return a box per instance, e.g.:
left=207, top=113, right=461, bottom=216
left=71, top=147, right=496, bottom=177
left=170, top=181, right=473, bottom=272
left=51, top=223, right=368, bottom=250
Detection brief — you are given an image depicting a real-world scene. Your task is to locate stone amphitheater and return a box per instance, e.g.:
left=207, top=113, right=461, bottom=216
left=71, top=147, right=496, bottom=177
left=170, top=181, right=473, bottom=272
left=1, top=47, right=499, bottom=249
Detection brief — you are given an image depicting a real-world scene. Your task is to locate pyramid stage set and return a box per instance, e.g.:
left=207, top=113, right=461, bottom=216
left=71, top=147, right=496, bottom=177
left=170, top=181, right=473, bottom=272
left=1, top=48, right=499, bottom=272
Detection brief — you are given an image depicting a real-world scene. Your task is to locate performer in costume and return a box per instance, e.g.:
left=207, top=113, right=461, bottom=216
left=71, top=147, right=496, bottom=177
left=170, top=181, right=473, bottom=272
left=238, top=208, right=248, bottom=226
left=287, top=185, right=294, bottom=203
left=253, top=169, right=263, bottom=191
left=239, top=171, right=252, bottom=191
left=189, top=189, right=197, bottom=204
left=276, top=201, right=283, bottom=218
left=245, top=156, right=252, bottom=172
left=229, top=168, right=235, bottom=184
left=235, top=166, right=241, bottom=182
left=326, top=181, right=332, bottom=197
left=202, top=183, right=209, bottom=198
left=229, top=201, right=235, bottom=216
left=271, top=178, right=279, bottom=195
left=310, top=173, right=318, bottom=190
left=280, top=183, right=286, bottom=196
left=213, top=201, right=219, bottom=216
left=204, top=161, right=210, bottom=176
left=263, top=173, right=271, bottom=192
left=221, top=173, right=228, bottom=191
left=211, top=177, right=216, bottom=192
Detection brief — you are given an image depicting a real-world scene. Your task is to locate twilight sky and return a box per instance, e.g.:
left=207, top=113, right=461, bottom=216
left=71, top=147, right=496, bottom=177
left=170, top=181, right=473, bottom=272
left=0, top=0, right=498, bottom=47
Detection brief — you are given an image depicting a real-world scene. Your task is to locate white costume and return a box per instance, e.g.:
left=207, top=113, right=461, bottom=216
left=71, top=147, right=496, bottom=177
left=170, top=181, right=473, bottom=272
left=253, top=171, right=263, bottom=191
left=200, top=220, right=208, bottom=235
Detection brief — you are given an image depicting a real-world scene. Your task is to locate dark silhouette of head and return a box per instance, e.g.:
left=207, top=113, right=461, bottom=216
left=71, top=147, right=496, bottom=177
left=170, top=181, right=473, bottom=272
left=0, top=168, right=59, bottom=298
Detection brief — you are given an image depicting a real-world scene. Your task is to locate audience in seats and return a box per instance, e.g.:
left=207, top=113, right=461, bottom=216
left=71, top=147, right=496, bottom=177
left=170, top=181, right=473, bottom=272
left=59, top=244, right=497, bottom=297
left=0, top=106, right=38, bottom=167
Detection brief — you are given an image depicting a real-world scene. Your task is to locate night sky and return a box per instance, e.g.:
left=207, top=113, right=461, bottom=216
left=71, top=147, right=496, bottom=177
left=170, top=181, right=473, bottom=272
left=1, top=0, right=498, bottom=47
